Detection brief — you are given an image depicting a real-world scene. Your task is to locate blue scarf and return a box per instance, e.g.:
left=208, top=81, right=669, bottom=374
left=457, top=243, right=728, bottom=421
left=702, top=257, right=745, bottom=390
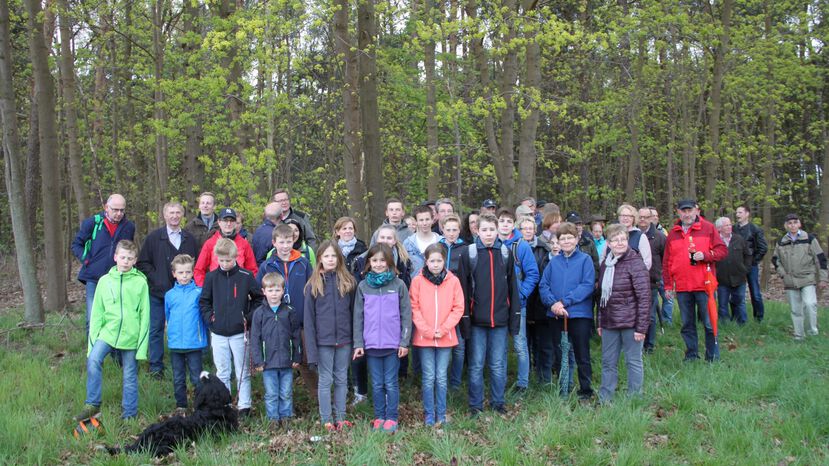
left=366, top=270, right=395, bottom=288
left=339, top=237, right=358, bottom=257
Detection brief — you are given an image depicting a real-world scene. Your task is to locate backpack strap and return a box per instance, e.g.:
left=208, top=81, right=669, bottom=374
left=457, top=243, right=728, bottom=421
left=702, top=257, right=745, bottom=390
left=82, top=214, right=104, bottom=261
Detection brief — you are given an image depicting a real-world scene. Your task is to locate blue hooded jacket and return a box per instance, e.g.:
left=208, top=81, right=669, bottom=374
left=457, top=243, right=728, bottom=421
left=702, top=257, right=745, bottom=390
left=539, top=248, right=595, bottom=319
left=165, top=281, right=208, bottom=350
left=256, top=250, right=313, bottom=324
left=71, top=212, right=136, bottom=284
left=501, top=229, right=540, bottom=308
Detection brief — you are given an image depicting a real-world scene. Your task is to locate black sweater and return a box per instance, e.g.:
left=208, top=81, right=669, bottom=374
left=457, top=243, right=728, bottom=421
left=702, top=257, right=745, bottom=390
left=199, top=265, right=263, bottom=336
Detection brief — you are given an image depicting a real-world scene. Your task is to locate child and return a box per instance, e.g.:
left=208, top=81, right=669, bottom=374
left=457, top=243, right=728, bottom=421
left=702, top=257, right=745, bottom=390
left=257, top=224, right=315, bottom=397
left=165, top=254, right=207, bottom=414
left=76, top=240, right=150, bottom=421
left=403, top=205, right=443, bottom=280
left=199, top=238, right=263, bottom=417
left=410, top=244, right=464, bottom=426
left=353, top=243, right=412, bottom=433
left=438, top=214, right=467, bottom=391
left=251, top=273, right=301, bottom=425
left=456, top=214, right=520, bottom=416
left=304, top=241, right=357, bottom=431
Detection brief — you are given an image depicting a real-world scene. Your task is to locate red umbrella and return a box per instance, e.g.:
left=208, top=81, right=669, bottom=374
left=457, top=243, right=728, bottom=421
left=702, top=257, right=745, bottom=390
left=704, top=264, right=718, bottom=337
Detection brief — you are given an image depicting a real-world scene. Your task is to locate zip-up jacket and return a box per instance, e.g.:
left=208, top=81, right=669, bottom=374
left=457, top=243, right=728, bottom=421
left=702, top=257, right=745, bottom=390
left=403, top=232, right=444, bottom=280
left=303, top=272, right=355, bottom=364
left=410, top=271, right=464, bottom=347
left=772, top=230, right=828, bottom=289
left=164, top=281, right=207, bottom=351
left=71, top=212, right=136, bottom=284
left=194, top=231, right=258, bottom=286
left=185, top=213, right=220, bottom=254
left=597, top=249, right=651, bottom=334
left=645, top=224, right=666, bottom=287
left=353, top=278, right=412, bottom=350
left=438, top=237, right=466, bottom=274
left=501, top=230, right=541, bottom=308
left=137, top=226, right=199, bottom=299
left=342, top=238, right=368, bottom=271
left=199, top=265, right=263, bottom=336
left=663, top=217, right=727, bottom=292
left=734, top=222, right=768, bottom=265
left=256, top=249, right=312, bottom=324
left=539, top=249, right=595, bottom=319
left=88, top=266, right=150, bottom=359
left=716, top=234, right=753, bottom=288
left=250, top=302, right=302, bottom=369
left=252, top=218, right=278, bottom=266
left=526, top=236, right=553, bottom=321
left=456, top=238, right=521, bottom=334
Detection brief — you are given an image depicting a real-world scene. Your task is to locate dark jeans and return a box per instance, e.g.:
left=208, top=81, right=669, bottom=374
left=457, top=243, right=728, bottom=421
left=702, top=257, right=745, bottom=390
left=717, top=283, right=747, bottom=324
left=149, top=295, right=167, bottom=373
left=747, top=265, right=765, bottom=321
left=170, top=350, right=203, bottom=408
left=528, top=319, right=555, bottom=384
left=566, top=318, right=594, bottom=396
left=645, top=288, right=659, bottom=350
left=677, top=291, right=719, bottom=361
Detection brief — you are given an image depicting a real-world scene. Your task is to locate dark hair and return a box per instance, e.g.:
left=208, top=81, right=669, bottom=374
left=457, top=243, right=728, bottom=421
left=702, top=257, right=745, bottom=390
left=283, top=218, right=305, bottom=249
left=497, top=208, right=516, bottom=221
left=424, top=243, right=447, bottom=262
left=413, top=205, right=433, bottom=218
left=737, top=204, right=751, bottom=214
left=461, top=211, right=479, bottom=242
left=363, top=243, right=398, bottom=275
left=557, top=222, right=578, bottom=238
left=386, top=197, right=403, bottom=209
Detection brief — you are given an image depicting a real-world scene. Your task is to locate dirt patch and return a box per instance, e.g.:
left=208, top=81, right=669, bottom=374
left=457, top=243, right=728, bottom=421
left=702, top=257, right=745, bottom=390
left=0, top=256, right=86, bottom=313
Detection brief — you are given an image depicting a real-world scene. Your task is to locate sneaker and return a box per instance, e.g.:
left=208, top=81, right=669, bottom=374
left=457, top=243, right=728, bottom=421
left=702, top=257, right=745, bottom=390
left=336, top=420, right=353, bottom=431
left=74, top=404, right=100, bottom=421
left=382, top=420, right=398, bottom=433
left=351, top=393, right=368, bottom=406
left=324, top=422, right=337, bottom=432
left=173, top=407, right=188, bottom=417
left=370, top=419, right=385, bottom=431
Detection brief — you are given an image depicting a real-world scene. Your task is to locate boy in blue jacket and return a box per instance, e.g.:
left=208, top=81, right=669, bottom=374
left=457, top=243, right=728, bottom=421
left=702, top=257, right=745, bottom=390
left=165, top=254, right=207, bottom=413
left=539, top=222, right=596, bottom=399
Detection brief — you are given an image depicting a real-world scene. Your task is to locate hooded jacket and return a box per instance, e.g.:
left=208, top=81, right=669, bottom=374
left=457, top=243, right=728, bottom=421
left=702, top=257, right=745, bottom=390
left=303, top=272, right=355, bottom=364
left=539, top=248, right=595, bottom=320
left=501, top=230, right=541, bottom=308
left=353, top=277, right=412, bottom=350
left=456, top=238, right=521, bottom=334
left=256, top=249, right=313, bottom=324
left=410, top=270, right=464, bottom=348
left=164, top=281, right=207, bottom=350
left=438, top=237, right=466, bottom=274
left=199, top=265, right=263, bottom=336
left=87, top=266, right=150, bottom=359
left=71, top=212, right=136, bottom=284
left=597, top=249, right=651, bottom=334
left=137, top=226, right=199, bottom=299
left=772, top=230, right=828, bottom=289
left=662, top=217, right=728, bottom=292
left=194, top=231, right=258, bottom=286
left=250, top=302, right=302, bottom=369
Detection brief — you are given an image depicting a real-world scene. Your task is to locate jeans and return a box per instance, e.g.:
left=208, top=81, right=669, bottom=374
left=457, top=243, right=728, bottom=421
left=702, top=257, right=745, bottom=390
left=86, top=281, right=122, bottom=366
left=468, top=325, right=508, bottom=410
left=599, top=328, right=644, bottom=402
left=658, top=280, right=673, bottom=324
left=747, top=265, right=765, bottom=321
left=85, top=339, right=138, bottom=418
left=317, top=345, right=351, bottom=423
left=677, top=291, right=719, bottom=361
left=529, top=319, right=555, bottom=384
left=149, top=295, right=166, bottom=373
left=513, top=307, right=530, bottom=388
left=211, top=332, right=252, bottom=408
left=717, top=283, right=747, bottom=324
left=367, top=352, right=400, bottom=421
left=170, top=350, right=203, bottom=408
left=418, top=347, right=451, bottom=425
left=449, top=327, right=465, bottom=389
left=263, top=368, right=294, bottom=420
left=787, top=285, right=818, bottom=338
left=645, top=288, right=660, bottom=350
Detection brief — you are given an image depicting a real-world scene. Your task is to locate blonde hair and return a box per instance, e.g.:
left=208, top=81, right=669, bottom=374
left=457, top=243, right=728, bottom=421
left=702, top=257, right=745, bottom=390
left=305, top=241, right=356, bottom=298
left=440, top=213, right=461, bottom=229
left=376, top=224, right=409, bottom=264
left=115, top=240, right=138, bottom=255
left=170, top=254, right=194, bottom=270
left=261, top=272, right=285, bottom=289
left=617, top=204, right=639, bottom=224
left=214, top=237, right=237, bottom=257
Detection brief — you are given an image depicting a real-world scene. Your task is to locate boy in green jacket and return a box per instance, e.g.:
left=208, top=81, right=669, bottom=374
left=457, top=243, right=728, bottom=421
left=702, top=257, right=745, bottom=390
left=75, top=240, right=150, bottom=421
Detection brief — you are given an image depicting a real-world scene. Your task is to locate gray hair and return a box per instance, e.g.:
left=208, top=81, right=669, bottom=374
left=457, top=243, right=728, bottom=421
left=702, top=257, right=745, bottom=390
left=714, top=217, right=732, bottom=229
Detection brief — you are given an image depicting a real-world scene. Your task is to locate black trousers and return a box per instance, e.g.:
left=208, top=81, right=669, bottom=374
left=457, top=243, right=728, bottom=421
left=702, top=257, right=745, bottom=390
left=551, top=317, right=593, bottom=396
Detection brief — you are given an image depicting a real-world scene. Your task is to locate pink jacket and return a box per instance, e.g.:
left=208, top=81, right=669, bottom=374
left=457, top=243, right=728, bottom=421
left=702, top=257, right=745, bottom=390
left=410, top=271, right=464, bottom=348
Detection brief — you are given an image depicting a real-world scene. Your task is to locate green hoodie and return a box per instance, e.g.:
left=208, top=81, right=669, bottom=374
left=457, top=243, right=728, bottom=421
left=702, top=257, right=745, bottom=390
left=88, top=266, right=151, bottom=360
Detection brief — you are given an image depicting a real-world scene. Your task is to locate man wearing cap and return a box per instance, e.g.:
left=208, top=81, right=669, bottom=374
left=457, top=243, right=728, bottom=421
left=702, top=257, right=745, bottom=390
left=734, top=204, right=768, bottom=322
left=481, top=199, right=498, bottom=215
left=566, top=211, right=600, bottom=279
left=273, top=188, right=317, bottom=250
left=252, top=202, right=282, bottom=265
left=185, top=192, right=220, bottom=254
left=772, top=214, right=828, bottom=340
left=663, top=199, right=727, bottom=362
left=137, top=201, right=199, bottom=377
left=193, top=207, right=258, bottom=286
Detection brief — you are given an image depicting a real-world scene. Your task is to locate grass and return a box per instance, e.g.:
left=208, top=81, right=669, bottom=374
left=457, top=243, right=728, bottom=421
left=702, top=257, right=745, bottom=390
left=1, top=301, right=828, bottom=465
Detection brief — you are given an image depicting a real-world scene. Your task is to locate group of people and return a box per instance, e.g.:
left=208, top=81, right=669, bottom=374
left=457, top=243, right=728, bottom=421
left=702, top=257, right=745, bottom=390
left=70, top=190, right=828, bottom=433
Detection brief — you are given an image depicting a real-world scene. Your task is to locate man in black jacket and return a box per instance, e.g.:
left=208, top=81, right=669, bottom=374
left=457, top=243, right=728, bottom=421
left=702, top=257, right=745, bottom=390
left=715, top=217, right=753, bottom=324
left=185, top=192, right=220, bottom=254
left=137, top=201, right=199, bottom=377
left=734, top=205, right=768, bottom=322
left=640, top=208, right=666, bottom=352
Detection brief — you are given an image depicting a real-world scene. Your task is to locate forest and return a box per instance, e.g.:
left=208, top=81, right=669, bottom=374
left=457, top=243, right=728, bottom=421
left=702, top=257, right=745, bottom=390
left=1, top=0, right=828, bottom=323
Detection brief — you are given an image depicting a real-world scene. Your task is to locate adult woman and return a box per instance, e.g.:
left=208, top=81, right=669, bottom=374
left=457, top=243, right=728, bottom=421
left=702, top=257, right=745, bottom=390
left=283, top=218, right=316, bottom=266
left=541, top=212, right=562, bottom=242
left=591, top=220, right=606, bottom=258
left=615, top=204, right=652, bottom=270
left=596, top=224, right=650, bottom=403
left=333, top=216, right=368, bottom=272
left=461, top=211, right=480, bottom=244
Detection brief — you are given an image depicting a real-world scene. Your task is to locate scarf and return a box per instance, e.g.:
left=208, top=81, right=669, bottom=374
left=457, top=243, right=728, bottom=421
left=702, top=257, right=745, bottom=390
left=600, top=251, right=621, bottom=308
left=422, top=267, right=447, bottom=286
left=221, top=230, right=238, bottom=240
left=366, top=270, right=395, bottom=288
left=339, top=237, right=358, bottom=257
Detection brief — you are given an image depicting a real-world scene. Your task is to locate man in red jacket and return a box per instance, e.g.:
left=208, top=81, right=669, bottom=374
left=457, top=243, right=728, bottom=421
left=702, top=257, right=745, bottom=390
left=663, top=200, right=727, bottom=362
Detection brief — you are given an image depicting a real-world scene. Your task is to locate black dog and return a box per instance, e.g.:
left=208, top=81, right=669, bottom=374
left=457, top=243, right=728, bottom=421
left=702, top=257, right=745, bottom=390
left=107, top=372, right=239, bottom=457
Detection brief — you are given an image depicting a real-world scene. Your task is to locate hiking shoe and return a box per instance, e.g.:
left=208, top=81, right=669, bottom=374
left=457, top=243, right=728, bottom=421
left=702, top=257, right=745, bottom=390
left=173, top=407, right=188, bottom=417
left=74, top=404, right=100, bottom=421
left=336, top=420, right=353, bottom=431
left=492, top=404, right=507, bottom=415
left=324, top=422, right=337, bottom=432
left=469, top=407, right=482, bottom=418
left=382, top=420, right=398, bottom=433
left=370, top=419, right=385, bottom=431
left=351, top=393, right=368, bottom=406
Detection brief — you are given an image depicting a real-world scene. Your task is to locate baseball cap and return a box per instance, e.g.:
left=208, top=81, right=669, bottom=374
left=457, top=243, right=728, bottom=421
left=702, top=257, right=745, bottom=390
left=676, top=199, right=696, bottom=210
left=784, top=213, right=799, bottom=222
left=481, top=199, right=498, bottom=209
left=566, top=211, right=583, bottom=224
left=219, top=208, right=237, bottom=220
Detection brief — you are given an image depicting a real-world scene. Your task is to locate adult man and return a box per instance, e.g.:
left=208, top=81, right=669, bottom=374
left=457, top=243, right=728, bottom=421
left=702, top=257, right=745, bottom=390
left=137, top=202, right=199, bottom=377
left=640, top=207, right=666, bottom=352
left=480, top=199, right=498, bottom=215
left=663, top=199, right=727, bottom=362
left=734, top=205, right=768, bottom=322
left=520, top=196, right=543, bottom=230
left=566, top=212, right=600, bottom=278
left=772, top=214, right=828, bottom=340
left=370, top=198, right=413, bottom=244
left=434, top=198, right=455, bottom=234
left=650, top=207, right=667, bottom=235
left=714, top=217, right=752, bottom=325
left=194, top=208, right=258, bottom=286
left=185, top=192, right=220, bottom=253
left=272, top=188, right=317, bottom=250
left=71, top=194, right=136, bottom=328
left=650, top=207, right=673, bottom=324
left=252, top=202, right=282, bottom=265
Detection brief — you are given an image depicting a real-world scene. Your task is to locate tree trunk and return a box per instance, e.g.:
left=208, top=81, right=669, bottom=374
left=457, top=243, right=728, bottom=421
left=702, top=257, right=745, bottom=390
left=358, top=0, right=385, bottom=229
left=181, top=0, right=203, bottom=197
left=0, top=0, right=45, bottom=324
left=516, top=0, right=541, bottom=202
left=423, top=0, right=439, bottom=200
left=625, top=36, right=646, bottom=201
left=703, top=0, right=733, bottom=211
left=24, top=0, right=67, bottom=312
left=24, top=82, right=39, bottom=240
left=57, top=0, right=89, bottom=222
left=153, top=0, right=168, bottom=211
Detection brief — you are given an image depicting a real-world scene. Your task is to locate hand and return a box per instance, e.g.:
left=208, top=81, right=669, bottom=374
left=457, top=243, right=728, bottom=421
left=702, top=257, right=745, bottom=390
left=254, top=366, right=263, bottom=373
left=398, top=347, right=409, bottom=358
left=692, top=251, right=704, bottom=261
left=294, top=362, right=302, bottom=369
left=664, top=290, right=673, bottom=301
left=634, top=332, right=646, bottom=342
left=551, top=301, right=568, bottom=317
left=352, top=347, right=364, bottom=360
left=597, top=327, right=602, bottom=337
left=434, top=330, right=443, bottom=339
